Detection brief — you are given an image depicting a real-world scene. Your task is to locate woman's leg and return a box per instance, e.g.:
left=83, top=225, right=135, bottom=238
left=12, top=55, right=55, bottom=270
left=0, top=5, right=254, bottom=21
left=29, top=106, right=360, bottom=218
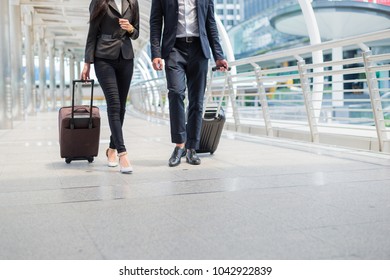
left=94, top=57, right=126, bottom=153
left=114, top=58, right=134, bottom=172
left=116, top=59, right=134, bottom=128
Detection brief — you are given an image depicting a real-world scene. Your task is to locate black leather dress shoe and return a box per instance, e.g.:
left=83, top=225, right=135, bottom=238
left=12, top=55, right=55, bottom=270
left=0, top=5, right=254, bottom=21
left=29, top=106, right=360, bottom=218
left=186, top=149, right=201, bottom=165
left=169, top=146, right=186, bottom=167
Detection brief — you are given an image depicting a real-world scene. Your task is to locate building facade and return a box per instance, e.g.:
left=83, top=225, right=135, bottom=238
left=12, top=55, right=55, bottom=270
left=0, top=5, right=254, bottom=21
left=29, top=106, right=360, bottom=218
left=215, top=0, right=287, bottom=30
left=241, top=0, right=283, bottom=21
left=215, top=0, right=241, bottom=30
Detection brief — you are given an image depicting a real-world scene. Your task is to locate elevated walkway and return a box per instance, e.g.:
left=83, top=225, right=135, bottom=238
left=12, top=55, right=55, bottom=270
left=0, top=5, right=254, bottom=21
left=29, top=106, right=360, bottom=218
left=1, top=108, right=389, bottom=259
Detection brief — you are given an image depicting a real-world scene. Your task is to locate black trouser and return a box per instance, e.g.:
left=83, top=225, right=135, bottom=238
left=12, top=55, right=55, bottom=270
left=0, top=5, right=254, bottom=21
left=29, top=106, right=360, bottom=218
left=165, top=38, right=208, bottom=149
left=94, top=56, right=133, bottom=154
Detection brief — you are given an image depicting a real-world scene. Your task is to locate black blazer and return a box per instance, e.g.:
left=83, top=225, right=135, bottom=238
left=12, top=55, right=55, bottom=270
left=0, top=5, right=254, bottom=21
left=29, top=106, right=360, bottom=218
left=84, top=0, right=139, bottom=63
left=150, top=0, right=224, bottom=61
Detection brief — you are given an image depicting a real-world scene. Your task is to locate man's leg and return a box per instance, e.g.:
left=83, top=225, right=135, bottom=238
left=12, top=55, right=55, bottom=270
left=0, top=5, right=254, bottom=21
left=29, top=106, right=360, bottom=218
left=185, top=42, right=209, bottom=165
left=165, top=46, right=188, bottom=166
left=186, top=44, right=209, bottom=150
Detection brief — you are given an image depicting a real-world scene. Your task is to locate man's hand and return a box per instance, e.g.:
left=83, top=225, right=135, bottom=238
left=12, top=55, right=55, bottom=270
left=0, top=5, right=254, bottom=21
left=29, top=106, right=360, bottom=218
left=152, top=58, right=164, bottom=71
left=215, top=59, right=229, bottom=71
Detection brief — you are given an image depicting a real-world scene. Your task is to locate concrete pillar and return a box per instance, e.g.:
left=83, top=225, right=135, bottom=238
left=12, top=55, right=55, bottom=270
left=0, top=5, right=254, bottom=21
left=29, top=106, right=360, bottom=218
left=9, top=0, right=24, bottom=120
left=0, top=0, right=13, bottom=128
left=23, top=10, right=36, bottom=115
left=76, top=60, right=82, bottom=104
left=69, top=54, right=75, bottom=104
left=37, top=28, right=47, bottom=112
left=59, top=47, right=66, bottom=107
left=48, top=40, right=56, bottom=111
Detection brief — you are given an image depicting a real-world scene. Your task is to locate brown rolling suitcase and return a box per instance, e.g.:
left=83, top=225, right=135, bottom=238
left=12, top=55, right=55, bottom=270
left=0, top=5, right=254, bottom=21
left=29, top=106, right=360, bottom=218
left=196, top=67, right=230, bottom=154
left=58, top=79, right=100, bottom=163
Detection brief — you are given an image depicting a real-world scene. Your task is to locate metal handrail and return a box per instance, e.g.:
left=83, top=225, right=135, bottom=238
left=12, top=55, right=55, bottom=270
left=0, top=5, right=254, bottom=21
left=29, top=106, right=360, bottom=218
left=130, top=29, right=390, bottom=153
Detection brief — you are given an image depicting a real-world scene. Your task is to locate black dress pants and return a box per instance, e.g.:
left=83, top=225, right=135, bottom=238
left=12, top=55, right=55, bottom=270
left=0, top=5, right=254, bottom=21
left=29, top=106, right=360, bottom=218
left=94, top=56, right=133, bottom=154
left=165, top=38, right=209, bottom=149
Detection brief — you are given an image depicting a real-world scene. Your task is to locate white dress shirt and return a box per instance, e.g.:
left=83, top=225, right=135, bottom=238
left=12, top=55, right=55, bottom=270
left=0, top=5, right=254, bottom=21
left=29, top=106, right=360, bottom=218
left=176, top=0, right=199, bottom=38
left=114, top=0, right=122, bottom=14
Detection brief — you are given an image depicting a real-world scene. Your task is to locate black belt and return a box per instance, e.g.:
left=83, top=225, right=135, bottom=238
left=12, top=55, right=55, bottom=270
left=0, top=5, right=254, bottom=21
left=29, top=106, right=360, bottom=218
left=176, top=37, right=199, bottom=43
left=100, top=34, right=129, bottom=40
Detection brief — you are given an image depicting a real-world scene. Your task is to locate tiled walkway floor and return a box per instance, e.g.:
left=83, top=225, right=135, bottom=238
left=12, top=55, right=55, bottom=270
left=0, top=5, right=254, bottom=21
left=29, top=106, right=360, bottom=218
left=0, top=108, right=389, bottom=259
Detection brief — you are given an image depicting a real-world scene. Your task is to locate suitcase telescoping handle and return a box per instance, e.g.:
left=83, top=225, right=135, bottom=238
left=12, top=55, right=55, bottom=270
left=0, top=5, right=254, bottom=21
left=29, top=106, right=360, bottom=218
left=70, top=79, right=95, bottom=129
left=203, top=67, right=231, bottom=118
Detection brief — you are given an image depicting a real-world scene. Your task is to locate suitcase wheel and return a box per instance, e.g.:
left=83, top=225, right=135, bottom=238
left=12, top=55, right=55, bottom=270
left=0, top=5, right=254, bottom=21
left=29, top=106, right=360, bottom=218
left=65, top=157, right=93, bottom=163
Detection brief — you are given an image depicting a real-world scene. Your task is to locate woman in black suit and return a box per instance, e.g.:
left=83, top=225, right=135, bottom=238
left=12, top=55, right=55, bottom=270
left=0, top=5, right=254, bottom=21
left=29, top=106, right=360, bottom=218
left=81, top=0, right=139, bottom=174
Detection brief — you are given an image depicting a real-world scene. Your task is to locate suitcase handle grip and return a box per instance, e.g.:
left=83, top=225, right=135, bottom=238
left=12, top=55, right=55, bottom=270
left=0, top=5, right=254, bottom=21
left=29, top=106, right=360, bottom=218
left=71, top=79, right=95, bottom=129
left=73, top=79, right=94, bottom=83
left=74, top=107, right=90, bottom=113
left=211, top=66, right=231, bottom=72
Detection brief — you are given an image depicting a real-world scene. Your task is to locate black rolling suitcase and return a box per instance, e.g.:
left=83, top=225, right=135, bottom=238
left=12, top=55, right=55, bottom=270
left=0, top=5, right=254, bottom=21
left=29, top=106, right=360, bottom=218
left=197, top=67, right=230, bottom=154
left=58, top=79, right=100, bottom=163
left=197, top=106, right=226, bottom=154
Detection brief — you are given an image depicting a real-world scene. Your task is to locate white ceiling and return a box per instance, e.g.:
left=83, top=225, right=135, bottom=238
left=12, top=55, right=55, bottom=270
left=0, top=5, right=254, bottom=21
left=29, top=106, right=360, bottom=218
left=20, top=0, right=152, bottom=59
left=20, top=1, right=390, bottom=59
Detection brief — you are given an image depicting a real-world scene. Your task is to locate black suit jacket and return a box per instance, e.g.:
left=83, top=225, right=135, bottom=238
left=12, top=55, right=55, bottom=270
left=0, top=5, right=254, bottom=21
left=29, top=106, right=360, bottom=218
left=84, top=0, right=139, bottom=63
left=150, top=0, right=224, bottom=61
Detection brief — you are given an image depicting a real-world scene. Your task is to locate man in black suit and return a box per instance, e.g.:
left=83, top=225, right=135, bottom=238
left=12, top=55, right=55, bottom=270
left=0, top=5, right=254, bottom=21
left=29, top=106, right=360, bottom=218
left=150, top=0, right=228, bottom=167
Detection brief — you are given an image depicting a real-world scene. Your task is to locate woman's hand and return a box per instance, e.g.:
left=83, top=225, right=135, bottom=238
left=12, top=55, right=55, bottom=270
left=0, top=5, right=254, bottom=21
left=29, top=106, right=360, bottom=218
left=119, top=18, right=134, bottom=34
left=81, top=63, right=91, bottom=81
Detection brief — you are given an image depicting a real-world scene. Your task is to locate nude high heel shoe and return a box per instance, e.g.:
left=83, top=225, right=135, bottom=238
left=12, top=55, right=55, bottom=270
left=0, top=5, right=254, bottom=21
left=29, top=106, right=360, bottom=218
left=106, top=148, right=118, bottom=167
left=118, top=152, right=133, bottom=174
